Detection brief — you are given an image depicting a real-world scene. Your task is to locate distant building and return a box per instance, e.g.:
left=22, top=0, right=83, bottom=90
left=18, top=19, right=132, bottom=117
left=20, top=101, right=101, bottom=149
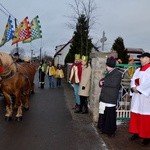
left=54, top=39, right=72, bottom=66
left=126, top=48, right=144, bottom=64
left=54, top=39, right=99, bottom=66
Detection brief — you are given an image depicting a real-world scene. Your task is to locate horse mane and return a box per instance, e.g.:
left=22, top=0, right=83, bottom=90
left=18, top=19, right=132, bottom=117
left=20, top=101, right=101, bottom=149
left=0, top=52, right=16, bottom=74
left=0, top=52, right=14, bottom=67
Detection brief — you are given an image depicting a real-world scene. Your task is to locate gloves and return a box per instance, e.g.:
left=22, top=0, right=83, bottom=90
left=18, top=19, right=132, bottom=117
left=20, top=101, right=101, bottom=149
left=82, top=86, right=85, bottom=90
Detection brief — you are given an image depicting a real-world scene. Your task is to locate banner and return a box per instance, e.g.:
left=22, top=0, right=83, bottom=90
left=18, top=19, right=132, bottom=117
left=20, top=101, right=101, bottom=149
left=12, top=16, right=31, bottom=45
left=0, top=16, right=14, bottom=47
left=23, top=15, right=42, bottom=43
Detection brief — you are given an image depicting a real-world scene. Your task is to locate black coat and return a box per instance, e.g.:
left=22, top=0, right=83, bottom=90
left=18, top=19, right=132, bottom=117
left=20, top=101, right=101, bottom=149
left=99, top=68, right=122, bottom=105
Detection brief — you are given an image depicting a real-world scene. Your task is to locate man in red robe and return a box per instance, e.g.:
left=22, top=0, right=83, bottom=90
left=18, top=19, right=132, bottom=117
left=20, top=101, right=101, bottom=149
left=129, top=52, right=150, bottom=145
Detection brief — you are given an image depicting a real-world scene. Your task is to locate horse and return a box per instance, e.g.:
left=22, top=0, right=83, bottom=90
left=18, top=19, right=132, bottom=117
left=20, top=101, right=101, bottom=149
left=0, top=52, right=36, bottom=121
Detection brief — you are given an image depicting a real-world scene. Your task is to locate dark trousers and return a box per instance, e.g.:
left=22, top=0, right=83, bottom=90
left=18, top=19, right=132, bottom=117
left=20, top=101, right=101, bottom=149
left=97, top=106, right=117, bottom=134
left=79, top=96, right=88, bottom=113
left=39, top=71, right=45, bottom=88
left=57, top=78, right=61, bottom=87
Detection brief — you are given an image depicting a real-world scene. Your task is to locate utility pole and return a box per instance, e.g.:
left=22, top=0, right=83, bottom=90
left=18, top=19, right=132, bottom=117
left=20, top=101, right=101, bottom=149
left=31, top=49, right=33, bottom=61
left=40, top=47, right=42, bottom=60
left=100, top=31, right=107, bottom=51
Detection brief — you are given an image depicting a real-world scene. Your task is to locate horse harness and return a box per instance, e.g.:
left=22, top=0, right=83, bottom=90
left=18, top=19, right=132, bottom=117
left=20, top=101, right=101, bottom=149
left=0, top=61, right=15, bottom=81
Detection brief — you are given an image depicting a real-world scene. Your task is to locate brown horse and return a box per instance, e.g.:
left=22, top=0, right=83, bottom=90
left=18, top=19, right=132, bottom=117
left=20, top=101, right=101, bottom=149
left=0, top=52, right=36, bottom=121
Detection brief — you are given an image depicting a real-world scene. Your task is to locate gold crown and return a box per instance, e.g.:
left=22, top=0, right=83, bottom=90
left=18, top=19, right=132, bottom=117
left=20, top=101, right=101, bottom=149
left=81, top=55, right=88, bottom=61
left=75, top=54, right=80, bottom=59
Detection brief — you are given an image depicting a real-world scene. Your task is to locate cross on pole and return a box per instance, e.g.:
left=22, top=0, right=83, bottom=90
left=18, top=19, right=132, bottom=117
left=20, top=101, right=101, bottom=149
left=100, top=31, right=107, bottom=51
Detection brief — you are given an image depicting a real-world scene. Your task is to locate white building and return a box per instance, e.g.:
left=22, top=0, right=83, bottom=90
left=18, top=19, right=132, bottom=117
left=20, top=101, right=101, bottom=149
left=54, top=39, right=72, bottom=66
left=54, top=39, right=99, bottom=66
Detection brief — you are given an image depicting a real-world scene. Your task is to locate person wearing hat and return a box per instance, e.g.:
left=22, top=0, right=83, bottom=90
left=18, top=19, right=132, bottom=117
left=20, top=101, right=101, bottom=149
left=69, top=54, right=82, bottom=110
left=13, top=52, right=23, bottom=62
left=129, top=52, right=150, bottom=145
left=97, top=56, right=122, bottom=137
left=75, top=55, right=91, bottom=114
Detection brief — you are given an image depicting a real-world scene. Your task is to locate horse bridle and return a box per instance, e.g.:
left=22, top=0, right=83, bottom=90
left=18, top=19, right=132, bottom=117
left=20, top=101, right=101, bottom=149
left=0, top=61, right=16, bottom=80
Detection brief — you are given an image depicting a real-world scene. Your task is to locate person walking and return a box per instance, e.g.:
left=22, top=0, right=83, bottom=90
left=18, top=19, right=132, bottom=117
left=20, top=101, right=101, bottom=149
left=69, top=54, right=82, bottom=110
left=46, top=61, right=56, bottom=88
left=38, top=60, right=47, bottom=88
left=97, top=56, right=122, bottom=137
left=75, top=55, right=91, bottom=114
left=129, top=52, right=150, bottom=145
left=55, top=64, right=64, bottom=87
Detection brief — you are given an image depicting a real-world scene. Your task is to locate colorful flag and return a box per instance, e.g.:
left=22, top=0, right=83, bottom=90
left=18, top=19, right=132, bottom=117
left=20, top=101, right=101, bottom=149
left=23, top=15, right=42, bottom=43
left=12, top=16, right=31, bottom=45
left=0, top=16, right=14, bottom=47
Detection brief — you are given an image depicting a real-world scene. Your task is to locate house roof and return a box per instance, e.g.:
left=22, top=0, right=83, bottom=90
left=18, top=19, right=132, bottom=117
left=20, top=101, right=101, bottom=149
left=54, top=38, right=99, bottom=57
left=54, top=39, right=72, bottom=58
left=126, top=48, right=144, bottom=54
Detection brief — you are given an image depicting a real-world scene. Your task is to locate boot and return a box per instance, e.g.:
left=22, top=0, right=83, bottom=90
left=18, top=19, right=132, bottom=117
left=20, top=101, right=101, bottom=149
left=41, top=83, right=44, bottom=89
left=72, top=103, right=78, bottom=110
left=74, top=105, right=82, bottom=113
left=142, top=139, right=150, bottom=145
left=82, top=100, right=88, bottom=114
left=130, top=134, right=139, bottom=141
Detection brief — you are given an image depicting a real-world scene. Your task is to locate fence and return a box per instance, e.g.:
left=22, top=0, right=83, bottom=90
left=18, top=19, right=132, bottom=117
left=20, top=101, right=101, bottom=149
left=116, top=64, right=140, bottom=120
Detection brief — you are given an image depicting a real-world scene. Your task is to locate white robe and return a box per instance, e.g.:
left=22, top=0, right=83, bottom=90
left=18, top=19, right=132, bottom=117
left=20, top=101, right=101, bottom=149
left=130, top=66, right=150, bottom=115
left=129, top=64, right=150, bottom=138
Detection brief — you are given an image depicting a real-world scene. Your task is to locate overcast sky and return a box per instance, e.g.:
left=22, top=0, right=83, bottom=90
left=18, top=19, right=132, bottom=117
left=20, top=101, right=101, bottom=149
left=0, top=0, right=150, bottom=57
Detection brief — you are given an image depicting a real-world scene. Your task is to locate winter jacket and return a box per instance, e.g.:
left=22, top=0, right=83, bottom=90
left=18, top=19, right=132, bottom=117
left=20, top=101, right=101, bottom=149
left=55, top=69, right=64, bottom=78
left=79, top=64, right=91, bottom=97
left=46, top=66, right=56, bottom=76
left=99, top=68, right=122, bottom=105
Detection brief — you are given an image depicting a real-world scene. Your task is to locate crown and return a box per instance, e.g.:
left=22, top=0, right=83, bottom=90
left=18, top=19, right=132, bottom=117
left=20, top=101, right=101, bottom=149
left=75, top=54, right=80, bottom=59
left=81, top=55, right=88, bottom=61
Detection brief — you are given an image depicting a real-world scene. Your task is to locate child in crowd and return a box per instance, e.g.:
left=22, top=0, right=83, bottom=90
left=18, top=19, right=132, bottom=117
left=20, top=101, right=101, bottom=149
left=55, top=64, right=64, bottom=87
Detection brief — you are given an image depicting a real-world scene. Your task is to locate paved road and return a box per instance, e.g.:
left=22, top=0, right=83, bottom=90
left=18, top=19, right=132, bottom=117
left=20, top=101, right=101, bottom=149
left=0, top=72, right=107, bottom=150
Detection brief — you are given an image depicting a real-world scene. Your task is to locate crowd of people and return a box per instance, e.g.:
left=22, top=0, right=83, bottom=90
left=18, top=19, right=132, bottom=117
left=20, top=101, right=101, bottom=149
left=36, top=51, right=150, bottom=146
left=68, top=52, right=150, bottom=146
left=38, top=60, right=64, bottom=89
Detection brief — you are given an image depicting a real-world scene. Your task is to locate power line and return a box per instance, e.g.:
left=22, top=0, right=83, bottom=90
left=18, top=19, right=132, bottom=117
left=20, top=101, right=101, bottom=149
left=0, top=2, right=16, bottom=20
left=0, top=7, right=8, bottom=16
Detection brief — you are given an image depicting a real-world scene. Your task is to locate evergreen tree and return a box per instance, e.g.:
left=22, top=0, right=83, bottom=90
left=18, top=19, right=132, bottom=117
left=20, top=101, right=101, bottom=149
left=65, top=14, right=93, bottom=63
left=112, top=37, right=128, bottom=64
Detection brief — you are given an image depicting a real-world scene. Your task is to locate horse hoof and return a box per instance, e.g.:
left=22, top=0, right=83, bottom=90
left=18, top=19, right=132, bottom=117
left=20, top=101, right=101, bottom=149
left=31, top=91, right=35, bottom=94
left=5, top=116, right=12, bottom=121
left=24, top=107, right=29, bottom=111
left=15, top=117, right=22, bottom=121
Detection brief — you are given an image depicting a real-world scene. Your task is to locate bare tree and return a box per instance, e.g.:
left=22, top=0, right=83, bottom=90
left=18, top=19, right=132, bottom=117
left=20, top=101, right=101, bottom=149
left=67, top=0, right=97, bottom=31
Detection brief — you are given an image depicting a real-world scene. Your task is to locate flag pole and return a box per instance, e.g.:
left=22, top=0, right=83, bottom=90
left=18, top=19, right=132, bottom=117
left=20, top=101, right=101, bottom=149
left=15, top=18, right=19, bottom=53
